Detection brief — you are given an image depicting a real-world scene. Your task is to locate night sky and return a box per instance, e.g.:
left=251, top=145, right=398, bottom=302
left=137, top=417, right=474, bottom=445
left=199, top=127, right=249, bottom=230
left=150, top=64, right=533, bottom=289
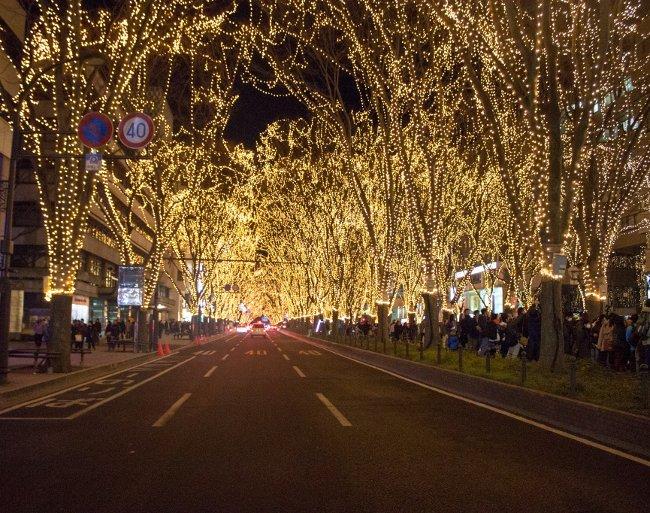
left=224, top=82, right=308, bottom=148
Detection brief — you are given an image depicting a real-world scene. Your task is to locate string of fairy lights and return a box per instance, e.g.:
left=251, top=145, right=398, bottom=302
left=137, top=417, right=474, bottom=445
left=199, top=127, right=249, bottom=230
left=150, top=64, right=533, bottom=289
left=2, top=0, right=647, bottom=325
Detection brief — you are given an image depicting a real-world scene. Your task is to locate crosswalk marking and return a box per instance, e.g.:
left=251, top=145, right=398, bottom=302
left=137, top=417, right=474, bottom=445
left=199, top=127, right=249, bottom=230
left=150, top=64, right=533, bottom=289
left=222, top=354, right=229, bottom=361
left=282, top=354, right=290, bottom=361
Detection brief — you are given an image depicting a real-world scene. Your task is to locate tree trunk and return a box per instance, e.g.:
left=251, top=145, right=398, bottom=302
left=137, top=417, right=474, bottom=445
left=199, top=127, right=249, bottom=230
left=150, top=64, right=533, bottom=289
left=136, top=308, right=149, bottom=352
left=422, top=291, right=440, bottom=349
left=540, top=277, right=565, bottom=371
left=50, top=294, right=72, bottom=373
left=375, top=301, right=389, bottom=348
left=331, top=309, right=339, bottom=341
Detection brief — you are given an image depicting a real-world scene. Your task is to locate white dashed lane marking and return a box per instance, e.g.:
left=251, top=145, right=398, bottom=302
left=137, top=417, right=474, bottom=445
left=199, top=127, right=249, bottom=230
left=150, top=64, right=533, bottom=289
left=316, top=393, right=351, bottom=427
left=292, top=366, right=306, bottom=378
left=204, top=366, right=218, bottom=378
left=153, top=393, right=192, bottom=427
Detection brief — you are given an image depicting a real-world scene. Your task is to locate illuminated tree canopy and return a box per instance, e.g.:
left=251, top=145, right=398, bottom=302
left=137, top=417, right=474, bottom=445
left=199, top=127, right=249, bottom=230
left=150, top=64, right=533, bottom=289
left=1, top=0, right=647, bottom=369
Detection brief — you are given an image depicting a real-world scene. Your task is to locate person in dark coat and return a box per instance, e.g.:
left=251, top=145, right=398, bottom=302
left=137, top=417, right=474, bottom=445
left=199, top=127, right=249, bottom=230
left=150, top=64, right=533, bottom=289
left=526, top=305, right=541, bottom=361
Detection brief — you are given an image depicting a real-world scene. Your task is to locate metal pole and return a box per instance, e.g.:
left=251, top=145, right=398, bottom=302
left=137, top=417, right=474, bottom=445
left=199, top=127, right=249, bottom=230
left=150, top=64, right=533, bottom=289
left=0, top=120, right=20, bottom=384
left=151, top=285, right=159, bottom=351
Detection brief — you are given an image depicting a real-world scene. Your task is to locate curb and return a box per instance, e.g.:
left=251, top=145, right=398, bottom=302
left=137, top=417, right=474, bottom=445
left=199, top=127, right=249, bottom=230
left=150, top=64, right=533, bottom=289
left=0, top=333, right=226, bottom=410
left=285, top=331, right=650, bottom=460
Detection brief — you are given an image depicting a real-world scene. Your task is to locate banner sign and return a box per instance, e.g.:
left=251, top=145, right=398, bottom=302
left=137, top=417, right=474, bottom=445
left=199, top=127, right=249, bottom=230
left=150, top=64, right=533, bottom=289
left=117, top=266, right=144, bottom=306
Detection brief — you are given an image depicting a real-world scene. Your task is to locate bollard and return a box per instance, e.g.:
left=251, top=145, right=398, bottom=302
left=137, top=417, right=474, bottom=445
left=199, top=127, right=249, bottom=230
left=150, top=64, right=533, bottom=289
left=419, top=339, right=424, bottom=360
left=436, top=342, right=442, bottom=364
left=485, top=351, right=491, bottom=374
left=458, top=344, right=463, bottom=372
left=393, top=338, right=397, bottom=356
left=383, top=337, right=387, bottom=354
left=640, top=364, right=649, bottom=409
left=568, top=356, right=578, bottom=395
left=520, top=349, right=527, bottom=385
left=374, top=336, right=378, bottom=352
left=405, top=339, right=410, bottom=359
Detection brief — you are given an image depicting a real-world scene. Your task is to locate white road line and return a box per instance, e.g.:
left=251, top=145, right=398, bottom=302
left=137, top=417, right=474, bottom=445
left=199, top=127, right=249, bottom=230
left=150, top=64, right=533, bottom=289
left=282, top=354, right=290, bottom=361
left=285, top=332, right=650, bottom=468
left=153, top=393, right=192, bottom=427
left=316, top=393, right=351, bottom=427
left=276, top=346, right=282, bottom=352
left=207, top=350, right=217, bottom=355
left=230, top=347, right=235, bottom=352
left=77, top=386, right=90, bottom=392
left=204, top=366, right=218, bottom=378
left=66, top=357, right=197, bottom=420
left=126, top=373, right=139, bottom=378
left=222, top=354, right=229, bottom=361
left=292, top=366, right=306, bottom=378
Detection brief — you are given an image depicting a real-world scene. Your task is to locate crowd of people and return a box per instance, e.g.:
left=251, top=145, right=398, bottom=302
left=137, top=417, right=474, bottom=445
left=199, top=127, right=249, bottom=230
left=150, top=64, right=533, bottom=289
left=71, top=318, right=134, bottom=351
left=441, top=299, right=650, bottom=371
left=319, top=298, right=650, bottom=373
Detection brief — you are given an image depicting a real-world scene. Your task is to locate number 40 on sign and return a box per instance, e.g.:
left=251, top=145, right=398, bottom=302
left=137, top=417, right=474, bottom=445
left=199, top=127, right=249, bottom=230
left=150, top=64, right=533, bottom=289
left=118, top=112, right=154, bottom=150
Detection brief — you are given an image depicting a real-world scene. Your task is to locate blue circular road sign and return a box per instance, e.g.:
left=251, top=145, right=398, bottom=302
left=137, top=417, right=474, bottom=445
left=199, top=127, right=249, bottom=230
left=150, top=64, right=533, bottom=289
left=78, top=112, right=113, bottom=148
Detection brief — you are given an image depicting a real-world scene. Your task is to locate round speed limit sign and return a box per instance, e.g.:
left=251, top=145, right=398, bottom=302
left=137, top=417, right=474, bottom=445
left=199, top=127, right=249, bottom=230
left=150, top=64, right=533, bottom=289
left=118, top=112, right=154, bottom=149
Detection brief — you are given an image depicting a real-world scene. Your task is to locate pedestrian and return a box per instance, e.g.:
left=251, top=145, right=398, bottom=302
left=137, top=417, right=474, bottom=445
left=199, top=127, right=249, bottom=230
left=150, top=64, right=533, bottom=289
left=506, top=311, right=522, bottom=358
left=635, top=299, right=650, bottom=368
left=85, top=320, right=95, bottom=351
left=525, top=304, right=541, bottom=361
left=389, top=320, right=396, bottom=340
left=611, top=314, right=627, bottom=371
left=625, top=314, right=639, bottom=371
left=42, top=319, right=51, bottom=349
left=575, top=312, right=592, bottom=359
left=459, top=309, right=475, bottom=349
left=33, top=318, right=45, bottom=349
left=445, top=314, right=459, bottom=350
left=477, top=308, right=489, bottom=354
left=597, top=314, right=615, bottom=368
left=72, top=321, right=83, bottom=350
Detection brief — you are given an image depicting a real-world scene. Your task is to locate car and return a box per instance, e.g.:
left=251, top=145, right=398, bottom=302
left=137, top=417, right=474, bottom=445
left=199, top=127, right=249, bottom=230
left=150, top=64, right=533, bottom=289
left=250, top=322, right=266, bottom=337
left=236, top=323, right=250, bottom=334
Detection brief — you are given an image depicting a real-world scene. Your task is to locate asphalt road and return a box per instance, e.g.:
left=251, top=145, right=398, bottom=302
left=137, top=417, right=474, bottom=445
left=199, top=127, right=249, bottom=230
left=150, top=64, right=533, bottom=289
left=1, top=330, right=648, bottom=513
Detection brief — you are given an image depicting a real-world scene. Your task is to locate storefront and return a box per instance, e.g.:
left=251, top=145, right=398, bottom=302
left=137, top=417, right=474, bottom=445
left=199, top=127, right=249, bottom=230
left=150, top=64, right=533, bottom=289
left=71, top=295, right=90, bottom=322
left=90, top=297, right=105, bottom=324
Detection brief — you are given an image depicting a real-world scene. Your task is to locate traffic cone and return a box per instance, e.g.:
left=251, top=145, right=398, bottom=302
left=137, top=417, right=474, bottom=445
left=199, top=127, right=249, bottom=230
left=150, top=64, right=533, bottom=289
left=157, top=341, right=165, bottom=356
left=163, top=341, right=171, bottom=355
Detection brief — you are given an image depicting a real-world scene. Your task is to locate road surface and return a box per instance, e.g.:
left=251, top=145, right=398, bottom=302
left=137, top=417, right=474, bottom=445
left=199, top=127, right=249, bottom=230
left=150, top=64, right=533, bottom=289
left=1, top=330, right=648, bottom=512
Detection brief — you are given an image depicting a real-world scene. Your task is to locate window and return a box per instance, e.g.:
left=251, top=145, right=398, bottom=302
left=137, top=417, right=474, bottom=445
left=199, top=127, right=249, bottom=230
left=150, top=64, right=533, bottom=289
left=158, top=285, right=170, bottom=299
left=12, top=202, right=42, bottom=227
left=104, top=265, right=116, bottom=288
left=87, top=256, right=102, bottom=277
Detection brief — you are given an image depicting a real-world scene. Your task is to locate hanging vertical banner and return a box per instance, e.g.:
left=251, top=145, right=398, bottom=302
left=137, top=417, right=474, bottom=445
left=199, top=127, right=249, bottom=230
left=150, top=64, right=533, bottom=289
left=117, top=266, right=144, bottom=306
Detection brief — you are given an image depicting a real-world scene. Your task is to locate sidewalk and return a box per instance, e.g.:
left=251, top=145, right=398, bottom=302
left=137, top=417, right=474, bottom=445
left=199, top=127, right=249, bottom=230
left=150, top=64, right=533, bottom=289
left=0, top=332, right=221, bottom=410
